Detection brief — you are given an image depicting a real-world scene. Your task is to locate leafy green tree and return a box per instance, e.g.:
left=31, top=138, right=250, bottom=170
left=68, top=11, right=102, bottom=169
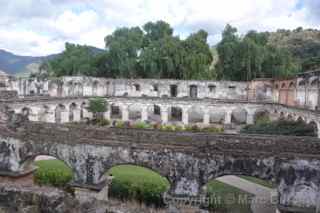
left=104, top=27, right=144, bottom=78
left=216, top=24, right=300, bottom=81
left=87, top=97, right=107, bottom=119
left=181, top=30, right=213, bottom=79
left=42, top=43, right=100, bottom=77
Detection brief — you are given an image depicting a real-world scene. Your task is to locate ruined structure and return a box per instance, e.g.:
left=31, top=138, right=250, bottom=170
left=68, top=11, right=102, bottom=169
left=0, top=71, right=320, bottom=212
left=0, top=122, right=319, bottom=212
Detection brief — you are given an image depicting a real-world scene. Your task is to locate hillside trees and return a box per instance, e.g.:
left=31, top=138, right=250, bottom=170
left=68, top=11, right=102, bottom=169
left=43, top=43, right=100, bottom=77
left=216, top=25, right=300, bottom=81
left=42, top=22, right=318, bottom=81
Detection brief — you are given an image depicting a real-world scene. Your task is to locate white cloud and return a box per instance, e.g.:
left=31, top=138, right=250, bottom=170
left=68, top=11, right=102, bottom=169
left=0, top=0, right=318, bottom=56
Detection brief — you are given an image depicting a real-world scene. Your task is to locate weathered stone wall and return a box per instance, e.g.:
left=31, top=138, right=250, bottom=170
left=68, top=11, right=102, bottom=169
left=0, top=91, right=18, bottom=99
left=7, top=77, right=250, bottom=100
left=5, top=70, right=320, bottom=111
left=3, top=96, right=320, bottom=137
left=0, top=183, right=114, bottom=213
left=0, top=122, right=319, bottom=211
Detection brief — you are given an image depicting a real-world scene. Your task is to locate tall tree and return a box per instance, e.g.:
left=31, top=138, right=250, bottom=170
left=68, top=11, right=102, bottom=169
left=104, top=27, right=144, bottom=78
left=182, top=30, right=213, bottom=79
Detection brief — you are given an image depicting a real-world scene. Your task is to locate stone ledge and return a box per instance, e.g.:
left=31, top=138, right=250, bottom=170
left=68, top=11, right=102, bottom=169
left=278, top=204, right=316, bottom=213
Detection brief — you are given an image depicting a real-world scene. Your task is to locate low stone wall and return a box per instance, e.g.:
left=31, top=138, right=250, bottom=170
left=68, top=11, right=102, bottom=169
left=0, top=90, right=17, bottom=99
left=0, top=184, right=81, bottom=213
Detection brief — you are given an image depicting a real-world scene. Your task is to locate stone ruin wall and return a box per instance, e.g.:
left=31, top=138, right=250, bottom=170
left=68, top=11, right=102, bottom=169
left=2, top=72, right=320, bottom=111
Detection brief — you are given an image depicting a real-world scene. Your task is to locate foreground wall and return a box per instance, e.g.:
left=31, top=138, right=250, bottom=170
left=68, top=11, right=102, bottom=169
left=0, top=122, right=319, bottom=212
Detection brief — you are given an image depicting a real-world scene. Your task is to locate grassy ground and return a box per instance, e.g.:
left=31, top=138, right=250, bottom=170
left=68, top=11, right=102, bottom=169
left=238, top=176, right=275, bottom=188
left=34, top=160, right=72, bottom=187
left=206, top=180, right=252, bottom=213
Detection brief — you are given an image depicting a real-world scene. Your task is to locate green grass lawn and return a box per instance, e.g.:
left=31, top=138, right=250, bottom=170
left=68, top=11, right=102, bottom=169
left=238, top=176, right=275, bottom=188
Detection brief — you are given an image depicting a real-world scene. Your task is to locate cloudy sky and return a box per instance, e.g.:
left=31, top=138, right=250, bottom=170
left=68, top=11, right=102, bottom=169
left=0, top=0, right=319, bottom=56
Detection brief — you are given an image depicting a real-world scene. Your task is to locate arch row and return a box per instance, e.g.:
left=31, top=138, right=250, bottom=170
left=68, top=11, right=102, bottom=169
left=9, top=100, right=320, bottom=137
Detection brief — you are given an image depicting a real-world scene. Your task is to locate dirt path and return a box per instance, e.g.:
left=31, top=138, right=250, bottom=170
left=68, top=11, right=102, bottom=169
left=216, top=175, right=277, bottom=213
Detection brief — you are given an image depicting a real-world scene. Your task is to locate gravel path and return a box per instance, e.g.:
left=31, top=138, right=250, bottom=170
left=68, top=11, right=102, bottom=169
left=216, top=175, right=277, bottom=213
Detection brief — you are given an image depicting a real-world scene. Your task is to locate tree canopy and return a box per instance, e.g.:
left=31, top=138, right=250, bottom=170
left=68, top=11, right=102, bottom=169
left=42, top=21, right=317, bottom=81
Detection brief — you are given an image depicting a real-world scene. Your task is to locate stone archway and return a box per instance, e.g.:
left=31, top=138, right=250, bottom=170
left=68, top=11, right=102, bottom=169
left=39, top=105, right=50, bottom=122
left=110, top=104, right=122, bottom=120
left=55, top=104, right=67, bottom=123
left=147, top=104, right=161, bottom=123
left=69, top=103, right=78, bottom=122
left=169, top=106, right=182, bottom=123
left=188, top=105, right=203, bottom=124
left=128, top=104, right=142, bottom=121
left=231, top=108, right=248, bottom=124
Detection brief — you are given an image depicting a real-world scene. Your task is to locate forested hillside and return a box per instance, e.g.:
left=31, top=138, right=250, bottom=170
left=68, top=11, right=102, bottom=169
left=268, top=28, right=320, bottom=71
left=40, top=21, right=320, bottom=81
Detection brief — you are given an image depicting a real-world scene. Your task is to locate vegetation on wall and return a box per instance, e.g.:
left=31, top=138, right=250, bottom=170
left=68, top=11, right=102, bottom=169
left=87, top=97, right=107, bottom=120
left=41, top=21, right=320, bottom=81
left=241, top=119, right=318, bottom=137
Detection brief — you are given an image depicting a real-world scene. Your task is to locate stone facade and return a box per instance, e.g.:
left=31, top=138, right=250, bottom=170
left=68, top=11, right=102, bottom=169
left=4, top=70, right=320, bottom=111
left=3, top=96, right=320, bottom=137
left=0, top=122, right=319, bottom=212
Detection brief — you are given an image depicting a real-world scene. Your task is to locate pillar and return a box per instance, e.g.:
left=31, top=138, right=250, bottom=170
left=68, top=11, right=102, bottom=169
left=29, top=110, right=39, bottom=122
left=46, top=111, right=56, bottom=123
left=121, top=105, right=129, bottom=121
left=182, top=107, right=189, bottom=125
left=203, top=109, right=210, bottom=125
left=104, top=109, right=111, bottom=120
left=161, top=106, right=169, bottom=124
left=246, top=111, right=255, bottom=125
left=60, top=111, right=69, bottom=123
left=141, top=106, right=148, bottom=122
left=317, top=122, right=320, bottom=139
left=72, top=109, right=81, bottom=122
left=224, top=110, right=232, bottom=125
left=83, top=109, right=93, bottom=120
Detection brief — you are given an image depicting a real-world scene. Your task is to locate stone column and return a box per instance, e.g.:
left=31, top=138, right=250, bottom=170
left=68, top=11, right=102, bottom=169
left=203, top=109, right=210, bottom=125
left=60, top=111, right=69, bottom=123
left=317, top=122, right=320, bottom=139
left=141, top=106, right=148, bottom=122
left=29, top=110, right=39, bottom=122
left=46, top=111, right=56, bottom=123
left=121, top=105, right=129, bottom=121
left=182, top=107, right=189, bottom=125
left=224, top=110, right=232, bottom=125
left=161, top=106, right=169, bottom=124
left=104, top=109, right=111, bottom=120
left=246, top=111, right=255, bottom=125
left=72, top=109, right=81, bottom=122
left=83, top=109, right=93, bottom=120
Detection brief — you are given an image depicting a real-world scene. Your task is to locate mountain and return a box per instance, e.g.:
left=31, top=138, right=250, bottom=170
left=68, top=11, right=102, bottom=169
left=0, top=49, right=58, bottom=76
left=0, top=46, right=104, bottom=77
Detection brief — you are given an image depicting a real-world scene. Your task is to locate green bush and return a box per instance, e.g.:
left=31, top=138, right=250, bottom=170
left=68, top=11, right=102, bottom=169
left=92, top=118, right=110, bottom=126
left=202, top=127, right=224, bottom=133
left=108, top=165, right=169, bottom=207
left=116, top=120, right=125, bottom=128
left=34, top=160, right=73, bottom=187
left=159, top=124, right=176, bottom=131
left=132, top=121, right=151, bottom=129
left=241, top=119, right=317, bottom=137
